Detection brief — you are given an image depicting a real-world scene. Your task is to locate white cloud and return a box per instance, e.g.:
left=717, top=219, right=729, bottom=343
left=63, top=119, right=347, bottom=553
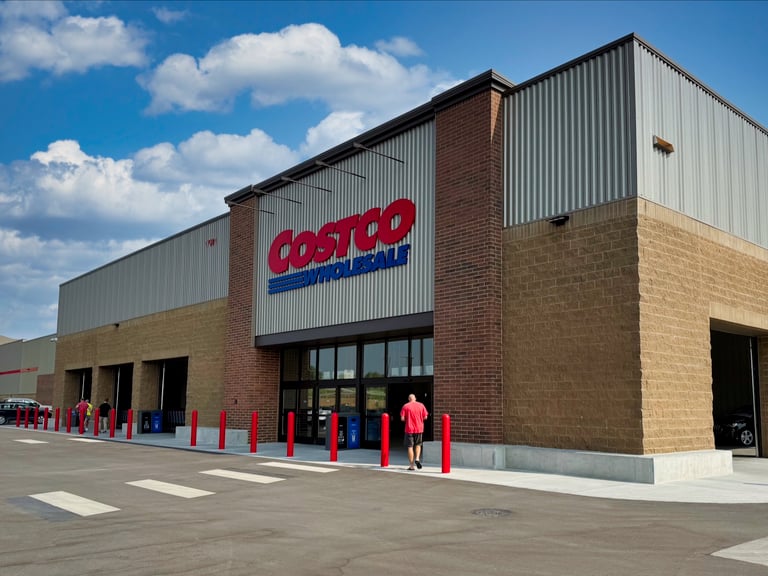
left=140, top=23, right=451, bottom=118
left=0, top=1, right=148, bottom=81
left=300, top=111, right=367, bottom=157
left=0, top=130, right=299, bottom=228
left=152, top=7, right=187, bottom=24
left=0, top=226, right=157, bottom=339
left=375, top=37, right=424, bottom=57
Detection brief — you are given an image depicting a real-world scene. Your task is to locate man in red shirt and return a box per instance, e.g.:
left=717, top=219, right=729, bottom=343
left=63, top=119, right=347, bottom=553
left=400, top=394, right=428, bottom=470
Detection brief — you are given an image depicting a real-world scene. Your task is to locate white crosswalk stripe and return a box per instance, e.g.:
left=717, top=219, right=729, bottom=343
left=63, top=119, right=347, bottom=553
left=14, top=439, right=48, bottom=444
left=69, top=438, right=104, bottom=443
left=126, top=479, right=214, bottom=498
left=259, top=461, right=337, bottom=473
left=30, top=491, right=119, bottom=516
left=200, top=469, right=284, bottom=484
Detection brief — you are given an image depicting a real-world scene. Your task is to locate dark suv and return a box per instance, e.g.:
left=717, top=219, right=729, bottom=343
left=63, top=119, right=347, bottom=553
left=0, top=398, right=53, bottom=426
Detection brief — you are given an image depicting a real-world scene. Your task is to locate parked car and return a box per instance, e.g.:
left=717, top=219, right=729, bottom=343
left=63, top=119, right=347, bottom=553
left=714, top=405, right=755, bottom=447
left=0, top=398, right=54, bottom=426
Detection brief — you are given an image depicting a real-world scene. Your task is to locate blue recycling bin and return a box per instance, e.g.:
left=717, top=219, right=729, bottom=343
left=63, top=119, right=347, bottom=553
left=346, top=414, right=360, bottom=449
left=150, top=410, right=163, bottom=433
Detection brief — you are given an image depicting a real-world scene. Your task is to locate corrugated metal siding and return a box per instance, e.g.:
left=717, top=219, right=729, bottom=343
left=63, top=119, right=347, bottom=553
left=634, top=44, right=768, bottom=247
left=0, top=340, right=23, bottom=396
left=255, top=122, right=435, bottom=336
left=505, top=41, right=636, bottom=226
left=58, top=215, right=229, bottom=335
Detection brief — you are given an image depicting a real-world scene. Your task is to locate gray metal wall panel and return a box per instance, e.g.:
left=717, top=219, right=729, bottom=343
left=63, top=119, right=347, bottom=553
left=58, top=216, right=229, bottom=335
left=634, top=44, right=768, bottom=247
left=255, top=122, right=435, bottom=337
left=0, top=340, right=22, bottom=396
left=505, top=41, right=636, bottom=226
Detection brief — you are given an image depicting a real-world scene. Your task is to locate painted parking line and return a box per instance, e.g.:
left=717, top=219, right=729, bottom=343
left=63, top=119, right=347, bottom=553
left=200, top=469, right=285, bottom=484
left=14, top=439, right=48, bottom=444
left=69, top=438, right=104, bottom=443
left=258, top=461, right=337, bottom=473
left=30, top=491, right=120, bottom=517
left=126, top=479, right=214, bottom=498
left=713, top=536, right=768, bottom=568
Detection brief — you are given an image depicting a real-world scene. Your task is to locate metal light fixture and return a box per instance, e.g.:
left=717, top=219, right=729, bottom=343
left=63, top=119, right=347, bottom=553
left=547, top=215, right=570, bottom=226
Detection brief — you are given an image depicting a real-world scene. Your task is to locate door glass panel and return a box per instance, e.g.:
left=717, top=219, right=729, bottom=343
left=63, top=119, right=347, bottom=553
left=339, top=387, right=356, bottom=412
left=337, top=345, right=356, bottom=379
left=318, top=347, right=334, bottom=380
left=387, top=339, right=409, bottom=377
left=363, top=342, right=385, bottom=377
left=318, top=387, right=336, bottom=437
left=281, top=389, right=297, bottom=435
left=297, top=388, right=313, bottom=438
left=365, top=386, right=386, bottom=441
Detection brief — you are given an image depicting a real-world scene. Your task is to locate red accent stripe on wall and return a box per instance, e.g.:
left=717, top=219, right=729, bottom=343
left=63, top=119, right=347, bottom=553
left=0, top=367, right=38, bottom=377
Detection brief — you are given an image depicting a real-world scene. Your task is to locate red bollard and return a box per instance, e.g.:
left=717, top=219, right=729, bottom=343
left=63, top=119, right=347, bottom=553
left=94, top=407, right=100, bottom=437
left=15, top=407, right=20, bottom=427
left=66, top=409, right=72, bottom=433
left=250, top=411, right=258, bottom=453
left=54, top=407, right=60, bottom=432
left=380, top=413, right=390, bottom=468
left=24, top=407, right=30, bottom=428
left=442, top=414, right=451, bottom=474
left=109, top=409, right=116, bottom=438
left=287, top=411, right=295, bottom=457
left=219, top=411, right=227, bottom=450
left=43, top=408, right=49, bottom=430
left=190, top=410, right=198, bottom=447
left=33, top=407, right=39, bottom=430
left=126, top=409, right=133, bottom=440
left=79, top=408, right=85, bottom=435
left=330, top=413, right=338, bottom=462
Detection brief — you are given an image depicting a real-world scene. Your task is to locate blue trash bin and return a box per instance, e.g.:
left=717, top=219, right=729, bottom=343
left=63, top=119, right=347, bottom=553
left=347, top=414, right=360, bottom=449
left=150, top=410, right=163, bottom=433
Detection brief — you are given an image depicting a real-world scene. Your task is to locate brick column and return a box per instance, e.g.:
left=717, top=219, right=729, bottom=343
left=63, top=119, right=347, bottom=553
left=433, top=89, right=505, bottom=443
left=224, top=198, right=280, bottom=439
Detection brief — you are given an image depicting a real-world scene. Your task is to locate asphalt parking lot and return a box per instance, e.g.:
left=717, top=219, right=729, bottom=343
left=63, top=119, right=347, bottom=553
left=2, top=427, right=768, bottom=576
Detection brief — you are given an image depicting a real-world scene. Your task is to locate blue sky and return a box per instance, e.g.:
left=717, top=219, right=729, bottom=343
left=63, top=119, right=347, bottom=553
left=1, top=0, right=767, bottom=340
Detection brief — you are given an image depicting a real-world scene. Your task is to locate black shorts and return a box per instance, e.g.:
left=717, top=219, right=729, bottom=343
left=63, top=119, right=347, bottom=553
left=404, top=433, right=423, bottom=448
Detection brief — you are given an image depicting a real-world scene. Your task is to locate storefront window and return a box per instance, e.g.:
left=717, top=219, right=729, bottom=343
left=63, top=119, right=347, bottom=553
left=412, top=337, right=434, bottom=376
left=282, top=348, right=300, bottom=382
left=301, top=348, right=317, bottom=381
left=318, top=347, right=334, bottom=380
left=387, top=339, right=409, bottom=377
left=336, top=345, right=356, bottom=379
left=363, top=342, right=385, bottom=377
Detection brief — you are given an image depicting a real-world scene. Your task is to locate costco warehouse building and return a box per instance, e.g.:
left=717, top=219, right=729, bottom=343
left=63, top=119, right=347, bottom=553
left=53, top=34, right=768, bottom=483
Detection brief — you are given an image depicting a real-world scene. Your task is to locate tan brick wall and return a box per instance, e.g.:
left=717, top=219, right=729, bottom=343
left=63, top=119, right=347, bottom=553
left=434, top=89, right=505, bottom=443
left=504, top=196, right=768, bottom=455
left=53, top=299, right=227, bottom=427
left=503, top=199, right=643, bottom=453
left=637, top=199, right=768, bottom=454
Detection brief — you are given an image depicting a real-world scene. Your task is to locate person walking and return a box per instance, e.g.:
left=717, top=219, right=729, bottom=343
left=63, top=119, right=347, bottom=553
left=85, top=399, right=93, bottom=430
left=75, top=398, right=88, bottom=433
left=400, top=393, right=428, bottom=470
left=99, top=398, right=111, bottom=433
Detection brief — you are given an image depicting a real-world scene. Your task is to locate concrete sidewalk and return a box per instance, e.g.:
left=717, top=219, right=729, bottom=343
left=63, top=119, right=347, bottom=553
left=49, top=427, right=768, bottom=505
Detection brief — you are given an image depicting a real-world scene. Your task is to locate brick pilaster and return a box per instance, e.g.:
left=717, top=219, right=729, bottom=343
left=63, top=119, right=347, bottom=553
left=433, top=90, right=505, bottom=443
